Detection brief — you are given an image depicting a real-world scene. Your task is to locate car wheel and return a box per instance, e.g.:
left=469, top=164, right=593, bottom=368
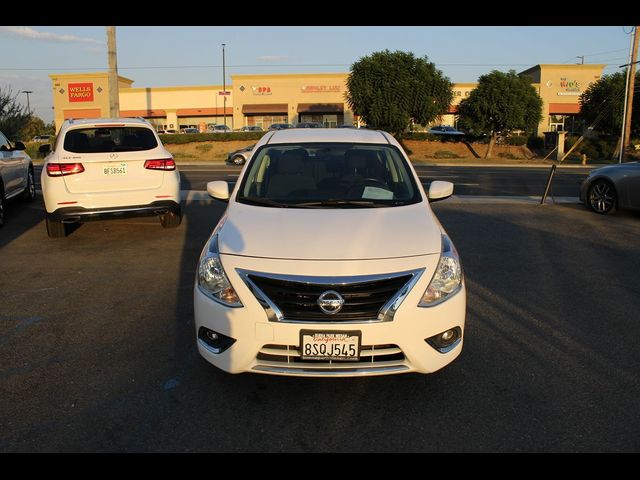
left=232, top=155, right=245, bottom=166
left=587, top=179, right=617, bottom=215
left=160, top=211, right=182, bottom=229
left=21, top=167, right=37, bottom=202
left=45, top=216, right=67, bottom=238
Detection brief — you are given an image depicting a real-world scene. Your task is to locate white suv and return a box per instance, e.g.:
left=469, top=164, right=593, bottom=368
left=41, top=118, right=181, bottom=238
left=194, top=128, right=466, bottom=377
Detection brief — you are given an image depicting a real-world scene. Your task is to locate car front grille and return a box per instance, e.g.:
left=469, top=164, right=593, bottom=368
left=254, top=343, right=408, bottom=376
left=240, top=270, right=422, bottom=323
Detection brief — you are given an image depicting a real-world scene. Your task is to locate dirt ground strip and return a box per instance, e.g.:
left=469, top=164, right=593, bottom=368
left=164, top=139, right=538, bottom=164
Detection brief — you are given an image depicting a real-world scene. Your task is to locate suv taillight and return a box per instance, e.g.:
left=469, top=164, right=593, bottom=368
left=144, top=158, right=176, bottom=171
left=46, top=163, right=85, bottom=177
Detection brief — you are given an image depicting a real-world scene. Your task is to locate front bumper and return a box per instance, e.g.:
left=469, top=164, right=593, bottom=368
left=47, top=200, right=181, bottom=223
left=194, top=254, right=466, bottom=377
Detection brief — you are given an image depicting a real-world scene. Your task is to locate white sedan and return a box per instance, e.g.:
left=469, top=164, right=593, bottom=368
left=41, top=118, right=181, bottom=238
left=195, top=128, right=466, bottom=377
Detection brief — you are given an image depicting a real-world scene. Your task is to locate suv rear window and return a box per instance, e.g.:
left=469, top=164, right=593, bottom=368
left=63, top=127, right=158, bottom=153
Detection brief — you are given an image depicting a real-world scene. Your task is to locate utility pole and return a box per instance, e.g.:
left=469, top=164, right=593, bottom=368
left=622, top=26, right=639, bottom=160
left=576, top=56, right=584, bottom=65
left=222, top=43, right=226, bottom=130
left=106, top=26, right=120, bottom=118
left=21, top=90, right=33, bottom=114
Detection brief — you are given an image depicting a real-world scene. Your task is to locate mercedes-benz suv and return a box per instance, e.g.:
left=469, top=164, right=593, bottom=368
left=41, top=118, right=181, bottom=238
left=195, top=128, right=466, bottom=377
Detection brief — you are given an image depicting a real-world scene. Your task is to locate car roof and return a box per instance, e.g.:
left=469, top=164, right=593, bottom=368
left=64, top=117, right=150, bottom=126
left=263, top=127, right=392, bottom=145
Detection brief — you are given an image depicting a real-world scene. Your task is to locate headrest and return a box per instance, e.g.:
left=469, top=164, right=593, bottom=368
left=279, top=148, right=308, bottom=173
left=345, top=149, right=370, bottom=170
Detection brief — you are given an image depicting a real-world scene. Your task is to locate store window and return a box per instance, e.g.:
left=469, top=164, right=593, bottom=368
left=548, top=115, right=583, bottom=135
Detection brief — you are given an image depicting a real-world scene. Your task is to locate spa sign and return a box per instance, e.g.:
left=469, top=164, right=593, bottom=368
left=68, top=83, right=94, bottom=102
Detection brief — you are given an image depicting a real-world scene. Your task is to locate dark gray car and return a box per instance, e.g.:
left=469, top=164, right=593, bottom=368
left=226, top=144, right=256, bottom=166
left=580, top=161, right=640, bottom=214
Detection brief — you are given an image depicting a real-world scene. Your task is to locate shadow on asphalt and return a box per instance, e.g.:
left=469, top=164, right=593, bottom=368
left=3, top=197, right=640, bottom=452
left=0, top=195, right=46, bottom=249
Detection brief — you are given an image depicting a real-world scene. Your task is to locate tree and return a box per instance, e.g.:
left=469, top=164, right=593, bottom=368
left=579, top=70, right=640, bottom=137
left=457, top=70, right=543, bottom=158
left=346, top=50, right=453, bottom=137
left=19, top=115, right=51, bottom=141
left=0, top=86, right=31, bottom=140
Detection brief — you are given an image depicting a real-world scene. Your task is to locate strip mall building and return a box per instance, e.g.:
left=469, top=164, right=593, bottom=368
left=49, top=64, right=605, bottom=136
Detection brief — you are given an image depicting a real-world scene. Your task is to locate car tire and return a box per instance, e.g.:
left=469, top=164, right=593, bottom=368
left=160, top=211, right=182, bottom=229
left=232, top=155, right=245, bottom=166
left=21, top=167, right=37, bottom=202
left=45, top=216, right=67, bottom=238
left=587, top=179, right=617, bottom=215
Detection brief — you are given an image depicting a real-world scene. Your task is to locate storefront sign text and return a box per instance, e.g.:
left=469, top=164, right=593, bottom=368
left=252, top=86, right=272, bottom=95
left=301, top=85, right=341, bottom=93
left=68, top=82, right=94, bottom=102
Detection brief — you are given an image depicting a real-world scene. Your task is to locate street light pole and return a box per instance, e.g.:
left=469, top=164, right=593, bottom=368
left=222, top=43, right=226, bottom=130
left=21, top=90, right=33, bottom=114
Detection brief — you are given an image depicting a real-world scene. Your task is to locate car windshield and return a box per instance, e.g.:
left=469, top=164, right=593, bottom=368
left=237, top=143, right=422, bottom=208
left=64, top=127, right=158, bottom=153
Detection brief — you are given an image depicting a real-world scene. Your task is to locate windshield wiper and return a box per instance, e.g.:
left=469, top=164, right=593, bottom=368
left=238, top=196, right=291, bottom=208
left=293, top=200, right=389, bottom=208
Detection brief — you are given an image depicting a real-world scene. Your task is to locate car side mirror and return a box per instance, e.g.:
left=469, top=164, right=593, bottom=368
left=207, top=181, right=230, bottom=202
left=428, top=181, right=454, bottom=202
left=14, top=141, right=26, bottom=151
left=39, top=144, right=51, bottom=156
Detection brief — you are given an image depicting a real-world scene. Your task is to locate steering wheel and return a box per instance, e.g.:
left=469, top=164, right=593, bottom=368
left=345, top=178, right=390, bottom=199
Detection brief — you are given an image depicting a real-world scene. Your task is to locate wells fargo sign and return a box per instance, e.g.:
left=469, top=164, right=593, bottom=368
left=68, top=83, right=94, bottom=102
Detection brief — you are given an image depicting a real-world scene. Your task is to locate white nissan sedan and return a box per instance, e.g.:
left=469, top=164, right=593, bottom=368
left=195, top=128, right=465, bottom=377
left=41, top=118, right=181, bottom=238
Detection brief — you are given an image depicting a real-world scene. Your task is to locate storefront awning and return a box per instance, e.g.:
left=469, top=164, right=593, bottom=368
left=242, top=103, right=288, bottom=114
left=176, top=107, right=232, bottom=116
left=548, top=103, right=581, bottom=115
left=297, top=103, right=344, bottom=113
left=120, top=109, right=167, bottom=118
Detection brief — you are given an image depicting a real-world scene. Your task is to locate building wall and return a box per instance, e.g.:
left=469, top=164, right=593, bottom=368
left=231, top=73, right=353, bottom=128
left=49, top=73, right=134, bottom=132
left=50, top=65, right=606, bottom=136
left=520, top=64, right=605, bottom=134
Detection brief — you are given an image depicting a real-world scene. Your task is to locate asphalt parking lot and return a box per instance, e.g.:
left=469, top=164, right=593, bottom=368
left=2, top=197, right=640, bottom=452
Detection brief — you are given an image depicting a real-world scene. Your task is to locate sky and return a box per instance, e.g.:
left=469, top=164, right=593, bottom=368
left=0, top=26, right=635, bottom=124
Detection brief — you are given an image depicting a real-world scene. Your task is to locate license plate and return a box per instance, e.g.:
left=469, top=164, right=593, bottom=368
left=300, top=330, right=361, bottom=361
left=102, top=163, right=127, bottom=176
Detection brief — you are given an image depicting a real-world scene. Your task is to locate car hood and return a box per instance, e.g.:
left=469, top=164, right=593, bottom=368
left=217, top=201, right=442, bottom=260
left=590, top=161, right=639, bottom=175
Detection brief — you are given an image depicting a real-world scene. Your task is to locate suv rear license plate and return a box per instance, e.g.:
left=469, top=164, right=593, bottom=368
left=103, top=163, right=127, bottom=176
left=300, top=330, right=361, bottom=361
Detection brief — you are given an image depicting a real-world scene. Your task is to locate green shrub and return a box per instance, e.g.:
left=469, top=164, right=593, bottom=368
left=434, top=150, right=461, bottom=158
left=527, top=136, right=544, bottom=150
left=404, top=132, right=466, bottom=142
left=505, top=136, right=527, bottom=146
left=498, top=152, right=519, bottom=160
left=159, top=132, right=264, bottom=144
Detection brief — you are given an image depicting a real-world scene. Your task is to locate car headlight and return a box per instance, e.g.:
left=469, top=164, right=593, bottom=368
left=419, top=234, right=463, bottom=307
left=197, top=233, right=243, bottom=307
